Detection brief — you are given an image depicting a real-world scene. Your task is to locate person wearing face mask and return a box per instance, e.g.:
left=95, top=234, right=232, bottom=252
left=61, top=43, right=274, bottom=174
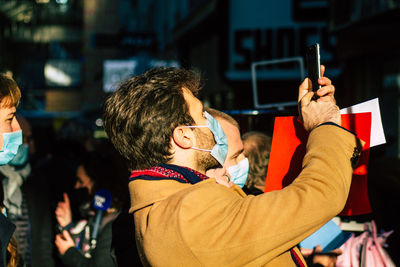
left=103, top=67, right=363, bottom=266
left=204, top=108, right=249, bottom=189
left=0, top=73, right=23, bottom=267
left=0, top=114, right=56, bottom=267
left=54, top=141, right=128, bottom=267
left=0, top=114, right=32, bottom=267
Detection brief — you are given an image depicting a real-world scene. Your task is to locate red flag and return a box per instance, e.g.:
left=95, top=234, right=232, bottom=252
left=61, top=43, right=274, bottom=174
left=264, top=113, right=372, bottom=216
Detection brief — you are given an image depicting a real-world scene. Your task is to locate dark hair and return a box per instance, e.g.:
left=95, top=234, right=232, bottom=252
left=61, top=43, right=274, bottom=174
left=242, top=131, right=272, bottom=188
left=0, top=73, right=21, bottom=107
left=57, top=117, right=94, bottom=151
left=81, top=146, right=129, bottom=211
left=103, top=67, right=201, bottom=170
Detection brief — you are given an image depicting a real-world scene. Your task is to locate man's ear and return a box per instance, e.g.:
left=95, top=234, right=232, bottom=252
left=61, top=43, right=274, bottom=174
left=172, top=127, right=194, bottom=149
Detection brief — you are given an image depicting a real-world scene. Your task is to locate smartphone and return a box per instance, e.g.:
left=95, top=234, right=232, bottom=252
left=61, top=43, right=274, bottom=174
left=306, top=43, right=321, bottom=92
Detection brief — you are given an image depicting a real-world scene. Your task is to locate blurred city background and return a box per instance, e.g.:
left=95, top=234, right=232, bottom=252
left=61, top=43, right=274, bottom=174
left=1, top=0, right=400, bottom=159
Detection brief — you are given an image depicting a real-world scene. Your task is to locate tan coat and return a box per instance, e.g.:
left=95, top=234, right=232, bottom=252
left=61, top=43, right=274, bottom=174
left=129, top=125, right=363, bottom=266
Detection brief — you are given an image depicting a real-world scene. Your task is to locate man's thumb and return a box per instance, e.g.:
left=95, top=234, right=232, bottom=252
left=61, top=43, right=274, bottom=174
left=300, top=91, right=315, bottom=107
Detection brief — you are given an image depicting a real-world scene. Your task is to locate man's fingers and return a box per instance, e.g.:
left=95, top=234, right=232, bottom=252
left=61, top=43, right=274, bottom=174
left=300, top=91, right=315, bottom=107
left=316, top=84, right=335, bottom=97
left=298, top=78, right=311, bottom=102
left=317, top=96, right=336, bottom=104
left=320, top=65, right=325, bottom=77
left=318, top=76, right=332, bottom=86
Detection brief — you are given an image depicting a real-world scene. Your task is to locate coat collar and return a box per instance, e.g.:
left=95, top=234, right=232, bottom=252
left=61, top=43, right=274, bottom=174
left=129, top=163, right=208, bottom=184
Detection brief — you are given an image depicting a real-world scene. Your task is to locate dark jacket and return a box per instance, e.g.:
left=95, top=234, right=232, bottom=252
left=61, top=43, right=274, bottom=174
left=60, top=213, right=117, bottom=267
left=0, top=213, right=15, bottom=267
left=23, top=172, right=55, bottom=267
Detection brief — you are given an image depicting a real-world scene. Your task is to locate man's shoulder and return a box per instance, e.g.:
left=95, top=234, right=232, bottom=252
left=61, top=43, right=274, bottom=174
left=129, top=178, right=242, bottom=213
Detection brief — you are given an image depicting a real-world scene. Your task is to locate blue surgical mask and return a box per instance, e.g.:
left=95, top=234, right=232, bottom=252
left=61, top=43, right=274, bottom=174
left=9, top=143, right=29, bottom=166
left=228, top=157, right=249, bottom=188
left=184, top=111, right=228, bottom=166
left=0, top=130, right=23, bottom=165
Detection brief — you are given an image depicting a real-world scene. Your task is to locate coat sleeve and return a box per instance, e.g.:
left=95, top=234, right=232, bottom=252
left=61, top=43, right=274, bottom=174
left=175, top=125, right=363, bottom=264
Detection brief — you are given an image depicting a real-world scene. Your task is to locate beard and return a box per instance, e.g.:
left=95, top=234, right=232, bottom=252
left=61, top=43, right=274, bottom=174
left=194, top=128, right=220, bottom=170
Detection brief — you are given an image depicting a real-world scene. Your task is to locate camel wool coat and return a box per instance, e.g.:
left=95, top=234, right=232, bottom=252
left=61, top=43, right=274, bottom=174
left=129, top=124, right=363, bottom=266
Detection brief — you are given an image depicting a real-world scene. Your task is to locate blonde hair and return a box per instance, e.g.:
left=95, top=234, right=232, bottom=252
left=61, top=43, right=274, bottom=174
left=7, top=236, right=21, bottom=267
left=242, top=131, right=272, bottom=188
left=0, top=74, right=21, bottom=108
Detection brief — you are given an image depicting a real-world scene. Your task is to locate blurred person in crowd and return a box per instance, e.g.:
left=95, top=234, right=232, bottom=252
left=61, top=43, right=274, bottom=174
left=17, top=115, right=35, bottom=158
left=1, top=114, right=55, bottom=267
left=34, top=117, right=93, bottom=215
left=0, top=73, right=21, bottom=168
left=0, top=73, right=22, bottom=267
left=241, top=131, right=272, bottom=195
left=31, top=117, right=93, bottom=266
left=0, top=116, right=29, bottom=266
left=54, top=141, right=128, bottom=267
left=103, top=67, right=363, bottom=266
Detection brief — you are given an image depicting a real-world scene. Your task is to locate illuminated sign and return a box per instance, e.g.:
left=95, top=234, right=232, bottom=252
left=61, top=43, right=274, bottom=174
left=44, top=60, right=81, bottom=87
left=103, top=60, right=137, bottom=93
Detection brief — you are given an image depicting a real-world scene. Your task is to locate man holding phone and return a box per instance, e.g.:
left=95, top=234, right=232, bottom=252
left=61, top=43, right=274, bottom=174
left=103, top=66, right=362, bottom=266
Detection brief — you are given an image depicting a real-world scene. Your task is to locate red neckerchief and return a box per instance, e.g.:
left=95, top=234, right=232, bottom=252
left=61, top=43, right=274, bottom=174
left=129, top=164, right=208, bottom=184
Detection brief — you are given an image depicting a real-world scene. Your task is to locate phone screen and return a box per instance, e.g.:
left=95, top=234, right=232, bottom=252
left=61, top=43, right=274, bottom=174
left=306, top=43, right=321, bottom=92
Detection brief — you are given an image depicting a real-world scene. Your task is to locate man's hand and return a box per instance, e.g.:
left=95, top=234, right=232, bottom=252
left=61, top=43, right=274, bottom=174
left=55, top=230, right=75, bottom=255
left=298, top=65, right=341, bottom=131
left=55, top=193, right=72, bottom=228
left=206, top=168, right=234, bottom=188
